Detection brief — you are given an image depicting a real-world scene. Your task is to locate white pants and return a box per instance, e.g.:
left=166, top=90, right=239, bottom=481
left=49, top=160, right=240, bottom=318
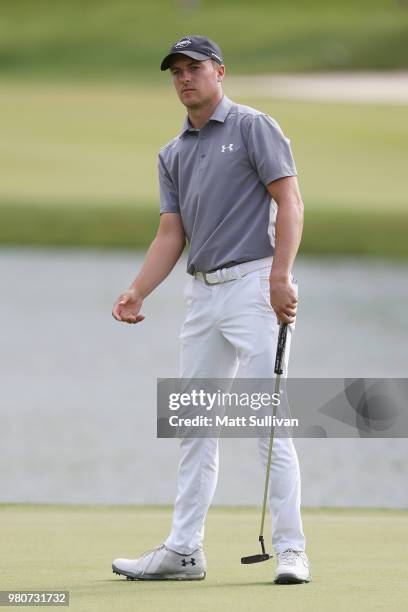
left=165, top=260, right=305, bottom=555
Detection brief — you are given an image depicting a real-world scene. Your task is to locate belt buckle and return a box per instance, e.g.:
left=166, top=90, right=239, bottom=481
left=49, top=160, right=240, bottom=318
left=202, top=271, right=221, bottom=286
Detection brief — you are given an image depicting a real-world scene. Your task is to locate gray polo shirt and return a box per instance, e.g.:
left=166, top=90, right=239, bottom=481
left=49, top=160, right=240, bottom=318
left=158, top=95, right=297, bottom=275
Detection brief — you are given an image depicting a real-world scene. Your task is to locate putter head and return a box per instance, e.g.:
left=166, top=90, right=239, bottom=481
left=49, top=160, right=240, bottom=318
left=241, top=553, right=271, bottom=564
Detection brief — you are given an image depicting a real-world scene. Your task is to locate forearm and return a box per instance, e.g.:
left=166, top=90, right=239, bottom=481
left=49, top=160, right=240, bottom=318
left=270, top=197, right=304, bottom=280
left=129, top=233, right=185, bottom=298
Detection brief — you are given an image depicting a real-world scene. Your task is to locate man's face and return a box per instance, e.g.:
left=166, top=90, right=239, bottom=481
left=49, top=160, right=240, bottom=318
left=169, top=55, right=224, bottom=109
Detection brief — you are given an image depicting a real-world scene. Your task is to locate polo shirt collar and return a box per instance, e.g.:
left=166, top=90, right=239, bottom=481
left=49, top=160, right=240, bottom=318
left=210, top=95, right=233, bottom=123
left=180, top=95, right=234, bottom=135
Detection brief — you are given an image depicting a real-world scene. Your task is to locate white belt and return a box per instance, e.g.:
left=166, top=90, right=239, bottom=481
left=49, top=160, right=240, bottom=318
left=195, top=257, right=273, bottom=285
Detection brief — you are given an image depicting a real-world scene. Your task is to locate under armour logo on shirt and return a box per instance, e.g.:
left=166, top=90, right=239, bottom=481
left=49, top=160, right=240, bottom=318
left=181, top=557, right=196, bottom=566
left=221, top=144, right=234, bottom=152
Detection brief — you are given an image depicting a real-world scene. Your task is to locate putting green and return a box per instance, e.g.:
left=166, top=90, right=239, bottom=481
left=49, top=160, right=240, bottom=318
left=1, top=505, right=407, bottom=612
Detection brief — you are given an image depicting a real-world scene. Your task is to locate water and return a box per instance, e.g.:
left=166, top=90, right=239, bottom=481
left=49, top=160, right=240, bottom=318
left=0, top=249, right=407, bottom=507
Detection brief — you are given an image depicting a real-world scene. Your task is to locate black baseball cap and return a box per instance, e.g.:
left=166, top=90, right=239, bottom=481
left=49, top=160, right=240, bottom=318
left=160, top=35, right=223, bottom=71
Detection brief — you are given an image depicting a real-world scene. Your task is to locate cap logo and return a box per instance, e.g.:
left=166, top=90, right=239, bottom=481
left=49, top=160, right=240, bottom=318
left=174, top=38, right=192, bottom=49
left=211, top=52, right=221, bottom=62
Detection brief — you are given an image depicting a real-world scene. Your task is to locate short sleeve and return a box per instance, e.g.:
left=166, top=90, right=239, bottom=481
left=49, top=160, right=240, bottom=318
left=158, top=154, right=180, bottom=214
left=247, top=114, right=297, bottom=186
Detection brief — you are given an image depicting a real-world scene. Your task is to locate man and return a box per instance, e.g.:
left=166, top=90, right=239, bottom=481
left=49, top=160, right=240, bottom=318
left=111, top=35, right=310, bottom=584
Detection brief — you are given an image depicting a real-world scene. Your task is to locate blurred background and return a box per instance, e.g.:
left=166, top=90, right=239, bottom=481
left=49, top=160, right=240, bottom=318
left=1, top=0, right=407, bottom=508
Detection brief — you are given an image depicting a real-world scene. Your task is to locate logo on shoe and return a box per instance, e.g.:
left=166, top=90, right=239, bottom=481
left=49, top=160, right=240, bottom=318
left=181, top=557, right=196, bottom=566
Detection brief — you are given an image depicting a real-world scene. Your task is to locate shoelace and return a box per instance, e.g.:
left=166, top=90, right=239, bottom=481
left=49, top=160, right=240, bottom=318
left=278, top=549, right=301, bottom=566
left=138, top=543, right=165, bottom=559
left=138, top=544, right=166, bottom=575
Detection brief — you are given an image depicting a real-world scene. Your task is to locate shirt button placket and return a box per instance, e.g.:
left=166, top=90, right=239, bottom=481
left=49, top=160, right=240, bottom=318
left=199, top=132, right=206, bottom=174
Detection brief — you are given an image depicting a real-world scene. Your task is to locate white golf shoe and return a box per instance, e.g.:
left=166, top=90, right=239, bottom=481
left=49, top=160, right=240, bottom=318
left=112, top=544, right=206, bottom=581
left=275, top=549, right=311, bottom=584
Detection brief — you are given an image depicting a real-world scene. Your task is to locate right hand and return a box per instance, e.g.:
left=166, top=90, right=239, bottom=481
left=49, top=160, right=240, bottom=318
left=112, top=288, right=145, bottom=324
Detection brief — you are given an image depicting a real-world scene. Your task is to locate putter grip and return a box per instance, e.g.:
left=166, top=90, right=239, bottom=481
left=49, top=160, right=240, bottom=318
left=274, top=323, right=288, bottom=375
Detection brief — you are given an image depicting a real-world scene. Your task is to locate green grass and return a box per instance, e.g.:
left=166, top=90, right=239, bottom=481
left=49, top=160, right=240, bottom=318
left=1, top=82, right=406, bottom=210
left=0, top=202, right=158, bottom=249
left=1, top=0, right=408, bottom=79
left=2, top=203, right=408, bottom=258
left=1, top=505, right=407, bottom=612
left=1, top=81, right=407, bottom=256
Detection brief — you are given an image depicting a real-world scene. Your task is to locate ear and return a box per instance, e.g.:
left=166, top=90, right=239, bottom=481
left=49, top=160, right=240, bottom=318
left=216, top=64, right=225, bottom=82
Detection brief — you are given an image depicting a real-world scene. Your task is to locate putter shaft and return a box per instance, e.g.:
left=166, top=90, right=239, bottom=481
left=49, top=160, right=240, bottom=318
left=240, top=323, right=288, bottom=565
left=258, top=324, right=288, bottom=546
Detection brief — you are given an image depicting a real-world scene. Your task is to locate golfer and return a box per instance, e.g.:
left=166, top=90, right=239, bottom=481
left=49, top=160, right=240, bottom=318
left=112, top=35, right=310, bottom=584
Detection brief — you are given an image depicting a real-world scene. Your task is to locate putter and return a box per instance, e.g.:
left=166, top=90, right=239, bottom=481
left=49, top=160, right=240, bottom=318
left=241, top=322, right=288, bottom=564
